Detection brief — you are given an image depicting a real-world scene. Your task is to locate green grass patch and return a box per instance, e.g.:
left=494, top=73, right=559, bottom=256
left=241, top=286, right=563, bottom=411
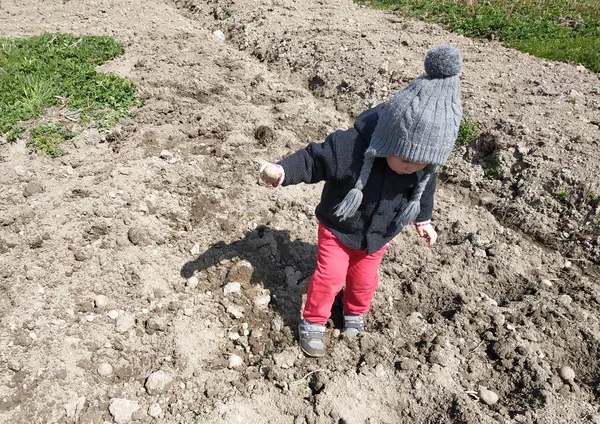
left=456, top=120, right=480, bottom=146
left=26, top=124, right=72, bottom=158
left=0, top=32, right=142, bottom=154
left=357, top=0, right=600, bottom=72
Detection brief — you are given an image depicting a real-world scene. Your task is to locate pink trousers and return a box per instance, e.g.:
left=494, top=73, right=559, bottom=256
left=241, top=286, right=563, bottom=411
left=303, top=223, right=390, bottom=325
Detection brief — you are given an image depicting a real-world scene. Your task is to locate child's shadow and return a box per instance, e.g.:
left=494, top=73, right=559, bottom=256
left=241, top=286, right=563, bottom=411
left=180, top=225, right=317, bottom=332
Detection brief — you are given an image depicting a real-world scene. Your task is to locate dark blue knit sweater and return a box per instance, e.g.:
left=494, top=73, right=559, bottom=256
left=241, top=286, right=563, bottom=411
left=277, top=104, right=436, bottom=254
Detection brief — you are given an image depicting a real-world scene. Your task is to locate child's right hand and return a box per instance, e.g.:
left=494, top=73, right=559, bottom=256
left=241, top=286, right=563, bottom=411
left=259, top=163, right=284, bottom=187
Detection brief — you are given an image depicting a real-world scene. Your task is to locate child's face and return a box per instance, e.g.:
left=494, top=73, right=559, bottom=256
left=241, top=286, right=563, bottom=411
left=386, top=156, right=428, bottom=175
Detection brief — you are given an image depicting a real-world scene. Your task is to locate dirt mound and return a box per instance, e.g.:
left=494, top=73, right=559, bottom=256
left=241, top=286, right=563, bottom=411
left=1, top=0, right=600, bottom=423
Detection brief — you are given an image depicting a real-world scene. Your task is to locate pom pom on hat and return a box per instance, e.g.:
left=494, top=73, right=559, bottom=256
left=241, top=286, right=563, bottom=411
left=424, top=45, right=462, bottom=78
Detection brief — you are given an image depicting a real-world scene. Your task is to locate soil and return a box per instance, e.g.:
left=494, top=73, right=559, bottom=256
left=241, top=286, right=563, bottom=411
left=1, top=0, right=600, bottom=423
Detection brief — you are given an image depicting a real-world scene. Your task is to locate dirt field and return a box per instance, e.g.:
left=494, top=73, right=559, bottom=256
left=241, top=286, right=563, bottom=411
left=1, top=0, right=600, bottom=423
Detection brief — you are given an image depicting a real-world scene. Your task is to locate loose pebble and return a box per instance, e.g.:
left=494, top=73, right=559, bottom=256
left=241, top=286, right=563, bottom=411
left=559, top=366, right=575, bottom=381
left=23, top=182, right=43, bottom=197
left=109, top=398, right=139, bottom=424
left=541, top=279, right=553, bottom=287
left=115, top=313, right=135, bottom=333
left=558, top=295, right=572, bottom=306
left=159, top=150, right=174, bottom=160
left=228, top=354, right=244, bottom=369
left=187, top=276, right=199, bottom=289
left=86, top=314, right=95, bottom=322
left=478, top=388, right=499, bottom=405
left=190, top=243, right=201, bottom=255
left=148, top=403, right=162, bottom=418
left=253, top=294, right=271, bottom=309
left=332, top=329, right=341, bottom=338
left=97, top=363, right=113, bottom=377
left=213, top=30, right=226, bottom=41
left=95, top=295, right=109, bottom=308
left=223, top=282, right=241, bottom=295
left=145, top=370, right=174, bottom=395
left=563, top=261, right=572, bottom=269
left=227, top=306, right=244, bottom=319
left=29, top=332, right=37, bottom=340
left=108, top=310, right=119, bottom=320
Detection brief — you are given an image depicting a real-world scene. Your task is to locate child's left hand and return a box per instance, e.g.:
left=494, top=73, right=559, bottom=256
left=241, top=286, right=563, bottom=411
left=415, top=223, right=437, bottom=246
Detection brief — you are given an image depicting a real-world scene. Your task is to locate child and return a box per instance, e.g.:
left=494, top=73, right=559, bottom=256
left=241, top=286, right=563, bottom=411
left=259, top=45, right=462, bottom=357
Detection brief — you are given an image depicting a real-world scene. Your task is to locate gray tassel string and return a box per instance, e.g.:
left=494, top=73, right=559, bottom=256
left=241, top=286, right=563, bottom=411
left=394, top=165, right=437, bottom=227
left=334, top=154, right=375, bottom=221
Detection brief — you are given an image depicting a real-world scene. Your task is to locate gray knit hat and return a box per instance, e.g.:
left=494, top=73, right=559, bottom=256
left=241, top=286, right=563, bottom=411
left=334, top=45, right=463, bottom=223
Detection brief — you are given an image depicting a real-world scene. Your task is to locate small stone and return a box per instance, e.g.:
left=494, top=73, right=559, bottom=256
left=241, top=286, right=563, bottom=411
left=478, top=388, right=499, bottom=405
left=563, top=261, right=572, bottom=269
left=559, top=366, right=575, bottom=381
left=223, top=282, right=241, bottom=295
left=253, top=293, right=271, bottom=309
left=95, top=295, right=109, bottom=308
left=73, top=249, right=91, bottom=262
left=541, top=279, right=553, bottom=287
left=190, top=243, right=201, bottom=255
left=108, top=310, right=119, bottom=320
left=226, top=306, right=244, bottom=319
left=14, top=166, right=28, bottom=177
left=558, top=294, right=572, bottom=306
left=213, top=30, right=226, bottom=41
left=29, top=235, right=43, bottom=249
left=23, top=182, right=43, bottom=197
left=228, top=354, right=244, bottom=369
left=148, top=403, right=162, bottom=418
left=146, top=317, right=167, bottom=334
left=375, top=364, right=387, bottom=378
left=127, top=227, right=151, bottom=246
left=473, top=248, right=487, bottom=258
left=145, top=370, right=174, bottom=395
left=64, top=395, right=86, bottom=423
left=492, top=314, right=506, bottom=326
left=29, top=331, right=37, bottom=340
left=332, top=329, right=341, bottom=338
left=7, top=359, right=22, bottom=372
left=97, top=363, right=113, bottom=376
left=159, top=150, right=174, bottom=160
left=109, top=398, right=139, bottom=424
left=186, top=276, right=199, bottom=289
left=86, top=314, right=95, bottom=322
left=115, top=313, right=135, bottom=333
left=229, top=332, right=240, bottom=341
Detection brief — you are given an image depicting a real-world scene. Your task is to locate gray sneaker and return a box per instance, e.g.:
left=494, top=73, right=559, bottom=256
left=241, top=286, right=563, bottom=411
left=343, top=313, right=364, bottom=336
left=298, top=319, right=326, bottom=357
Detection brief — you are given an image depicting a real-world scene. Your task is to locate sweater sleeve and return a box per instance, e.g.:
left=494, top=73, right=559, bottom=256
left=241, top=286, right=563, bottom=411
left=415, top=172, right=437, bottom=223
left=276, top=130, right=343, bottom=186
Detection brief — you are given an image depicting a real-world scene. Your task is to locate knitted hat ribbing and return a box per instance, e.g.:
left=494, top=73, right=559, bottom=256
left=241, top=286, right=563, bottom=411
left=334, top=45, right=463, bottom=223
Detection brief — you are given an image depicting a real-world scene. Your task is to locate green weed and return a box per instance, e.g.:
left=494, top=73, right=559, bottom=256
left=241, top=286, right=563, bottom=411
left=357, top=0, right=600, bottom=73
left=26, top=124, right=72, bottom=158
left=0, top=32, right=142, bottom=152
left=6, top=125, right=24, bottom=142
left=586, top=190, right=599, bottom=205
left=483, top=155, right=502, bottom=179
left=553, top=189, right=571, bottom=202
left=456, top=120, right=480, bottom=146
